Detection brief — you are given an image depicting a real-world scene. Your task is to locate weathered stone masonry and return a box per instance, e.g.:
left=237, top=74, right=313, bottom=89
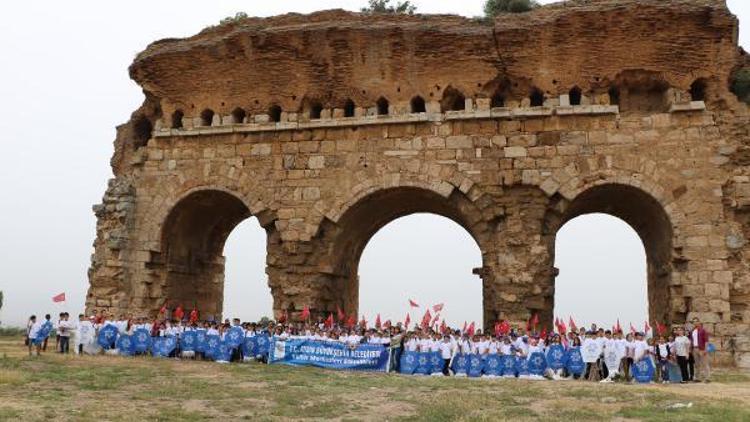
left=88, top=0, right=750, bottom=367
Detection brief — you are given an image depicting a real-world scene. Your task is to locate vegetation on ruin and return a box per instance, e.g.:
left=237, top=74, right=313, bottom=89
left=484, top=0, right=539, bottom=17
left=361, top=0, right=417, bottom=15
left=218, top=12, right=249, bottom=25
left=731, top=68, right=750, bottom=105
left=0, top=337, right=748, bottom=421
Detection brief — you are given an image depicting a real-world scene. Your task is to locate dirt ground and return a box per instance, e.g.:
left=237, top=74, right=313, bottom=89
left=1, top=336, right=748, bottom=421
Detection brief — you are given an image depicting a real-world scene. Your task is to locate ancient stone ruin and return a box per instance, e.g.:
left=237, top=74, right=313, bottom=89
left=88, top=0, right=750, bottom=367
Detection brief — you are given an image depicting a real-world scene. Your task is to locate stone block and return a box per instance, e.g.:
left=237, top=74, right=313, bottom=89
left=446, top=135, right=472, bottom=149
left=308, top=156, right=325, bottom=169
left=504, top=146, right=527, bottom=158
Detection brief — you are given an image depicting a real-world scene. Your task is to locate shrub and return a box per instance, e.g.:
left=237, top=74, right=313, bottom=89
left=731, top=68, right=750, bottom=104
left=361, top=0, right=416, bottom=15
left=484, top=0, right=539, bottom=17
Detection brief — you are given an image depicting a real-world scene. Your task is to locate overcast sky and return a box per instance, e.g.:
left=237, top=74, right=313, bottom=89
left=1, top=1, right=747, bottom=328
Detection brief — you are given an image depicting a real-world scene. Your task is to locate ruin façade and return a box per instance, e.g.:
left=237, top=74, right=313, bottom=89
left=88, top=0, right=750, bottom=367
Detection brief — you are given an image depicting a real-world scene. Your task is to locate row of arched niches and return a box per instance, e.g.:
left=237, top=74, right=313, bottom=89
left=132, top=76, right=710, bottom=147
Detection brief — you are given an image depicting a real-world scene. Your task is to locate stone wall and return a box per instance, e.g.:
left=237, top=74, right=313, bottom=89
left=88, top=0, right=750, bottom=367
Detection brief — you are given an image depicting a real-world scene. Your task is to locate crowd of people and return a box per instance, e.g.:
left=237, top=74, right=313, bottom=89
left=24, top=309, right=713, bottom=384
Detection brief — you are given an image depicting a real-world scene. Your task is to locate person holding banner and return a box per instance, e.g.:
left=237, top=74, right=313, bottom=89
left=654, top=336, right=672, bottom=383
left=439, top=334, right=454, bottom=376
left=27, top=315, right=41, bottom=356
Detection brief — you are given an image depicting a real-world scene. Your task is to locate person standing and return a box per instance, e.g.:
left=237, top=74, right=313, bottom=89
left=690, top=318, right=711, bottom=383
left=42, top=314, right=52, bottom=352
left=27, top=315, right=40, bottom=356
left=673, top=327, right=691, bottom=383
left=439, top=334, right=454, bottom=376
left=58, top=313, right=71, bottom=354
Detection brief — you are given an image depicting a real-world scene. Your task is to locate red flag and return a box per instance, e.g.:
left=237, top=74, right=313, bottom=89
left=52, top=292, right=66, bottom=303
left=644, top=321, right=651, bottom=334
left=440, top=319, right=447, bottom=334
left=337, top=306, right=345, bottom=322
left=656, top=322, right=666, bottom=335
left=431, top=313, right=440, bottom=325
left=408, top=299, right=419, bottom=308
left=346, top=313, right=356, bottom=329
left=569, top=316, right=577, bottom=332
left=494, top=321, right=501, bottom=337
left=432, top=303, right=444, bottom=313
left=616, top=319, right=622, bottom=333
left=532, top=313, right=539, bottom=330
left=540, top=327, right=547, bottom=339
left=467, top=322, right=476, bottom=337
left=324, top=313, right=334, bottom=328
left=300, top=305, right=310, bottom=321
left=500, top=320, right=510, bottom=335
left=421, top=309, right=432, bottom=329
left=559, top=320, right=567, bottom=334
left=189, top=308, right=199, bottom=324
left=554, top=317, right=560, bottom=331
left=404, top=313, right=411, bottom=329
left=159, top=300, right=169, bottom=314
left=375, top=314, right=382, bottom=329
left=173, top=305, right=184, bottom=321
left=359, top=315, right=367, bottom=329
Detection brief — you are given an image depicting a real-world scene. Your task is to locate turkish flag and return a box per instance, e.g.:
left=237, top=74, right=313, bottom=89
left=408, top=299, right=419, bottom=308
left=404, top=313, right=411, bottom=329
left=421, top=309, right=432, bottom=329
left=300, top=305, right=311, bottom=321
left=173, top=305, right=184, bottom=321
left=52, top=292, right=66, bottom=303
left=359, top=315, right=367, bottom=329
left=540, top=327, right=547, bottom=339
left=375, top=314, right=382, bottom=329
left=432, top=303, right=444, bottom=313
left=440, top=319, right=447, bottom=334
left=467, top=322, right=476, bottom=337
left=324, top=313, right=334, bottom=328
left=337, top=306, right=345, bottom=322
left=346, top=313, right=356, bottom=329
left=569, top=316, right=577, bottom=332
left=189, top=308, right=199, bottom=324
left=616, top=319, right=622, bottom=333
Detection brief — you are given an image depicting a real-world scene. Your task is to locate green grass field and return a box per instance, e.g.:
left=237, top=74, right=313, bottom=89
left=0, top=337, right=748, bottom=421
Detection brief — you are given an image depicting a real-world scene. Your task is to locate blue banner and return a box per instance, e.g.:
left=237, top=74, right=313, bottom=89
left=500, top=355, right=516, bottom=377
left=429, top=352, right=443, bottom=375
left=546, top=345, right=567, bottom=371
left=515, top=356, right=530, bottom=376
left=632, top=358, right=655, bottom=383
left=34, top=321, right=53, bottom=344
left=225, top=327, right=244, bottom=349
left=97, top=325, right=118, bottom=349
left=565, top=347, right=585, bottom=376
left=205, top=334, right=221, bottom=359
left=116, top=335, right=134, bottom=356
left=484, top=355, right=502, bottom=376
left=180, top=330, right=197, bottom=352
left=528, top=352, right=547, bottom=376
left=194, top=330, right=207, bottom=353
left=214, top=341, right=232, bottom=362
left=415, top=352, right=431, bottom=375
left=451, top=354, right=468, bottom=376
left=400, top=350, right=418, bottom=374
left=133, top=329, right=152, bottom=353
left=467, top=354, right=484, bottom=378
left=255, top=334, right=271, bottom=356
left=269, top=339, right=389, bottom=372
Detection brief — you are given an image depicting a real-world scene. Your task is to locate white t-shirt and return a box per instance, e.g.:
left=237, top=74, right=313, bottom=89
left=674, top=336, right=691, bottom=357
left=439, top=342, right=453, bottom=359
left=28, top=322, right=42, bottom=340
left=634, top=340, right=649, bottom=361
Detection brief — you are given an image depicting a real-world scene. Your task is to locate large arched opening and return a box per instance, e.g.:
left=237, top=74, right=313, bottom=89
left=358, top=214, right=483, bottom=328
left=554, top=214, right=648, bottom=329
left=322, top=186, right=491, bottom=327
left=160, top=190, right=273, bottom=321
left=548, top=184, right=674, bottom=328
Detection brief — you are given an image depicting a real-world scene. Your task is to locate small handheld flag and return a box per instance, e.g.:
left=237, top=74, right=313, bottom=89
left=432, top=303, right=444, bottom=313
left=300, top=305, right=311, bottom=321
left=52, top=292, right=66, bottom=303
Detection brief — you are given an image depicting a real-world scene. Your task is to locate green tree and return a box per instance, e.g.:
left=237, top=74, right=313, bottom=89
left=361, top=0, right=417, bottom=14
left=484, top=0, right=539, bottom=17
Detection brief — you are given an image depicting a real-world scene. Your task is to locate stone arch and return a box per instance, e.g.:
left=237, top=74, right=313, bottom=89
left=313, top=178, right=496, bottom=322
left=156, top=188, right=275, bottom=320
left=543, top=179, right=681, bottom=326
